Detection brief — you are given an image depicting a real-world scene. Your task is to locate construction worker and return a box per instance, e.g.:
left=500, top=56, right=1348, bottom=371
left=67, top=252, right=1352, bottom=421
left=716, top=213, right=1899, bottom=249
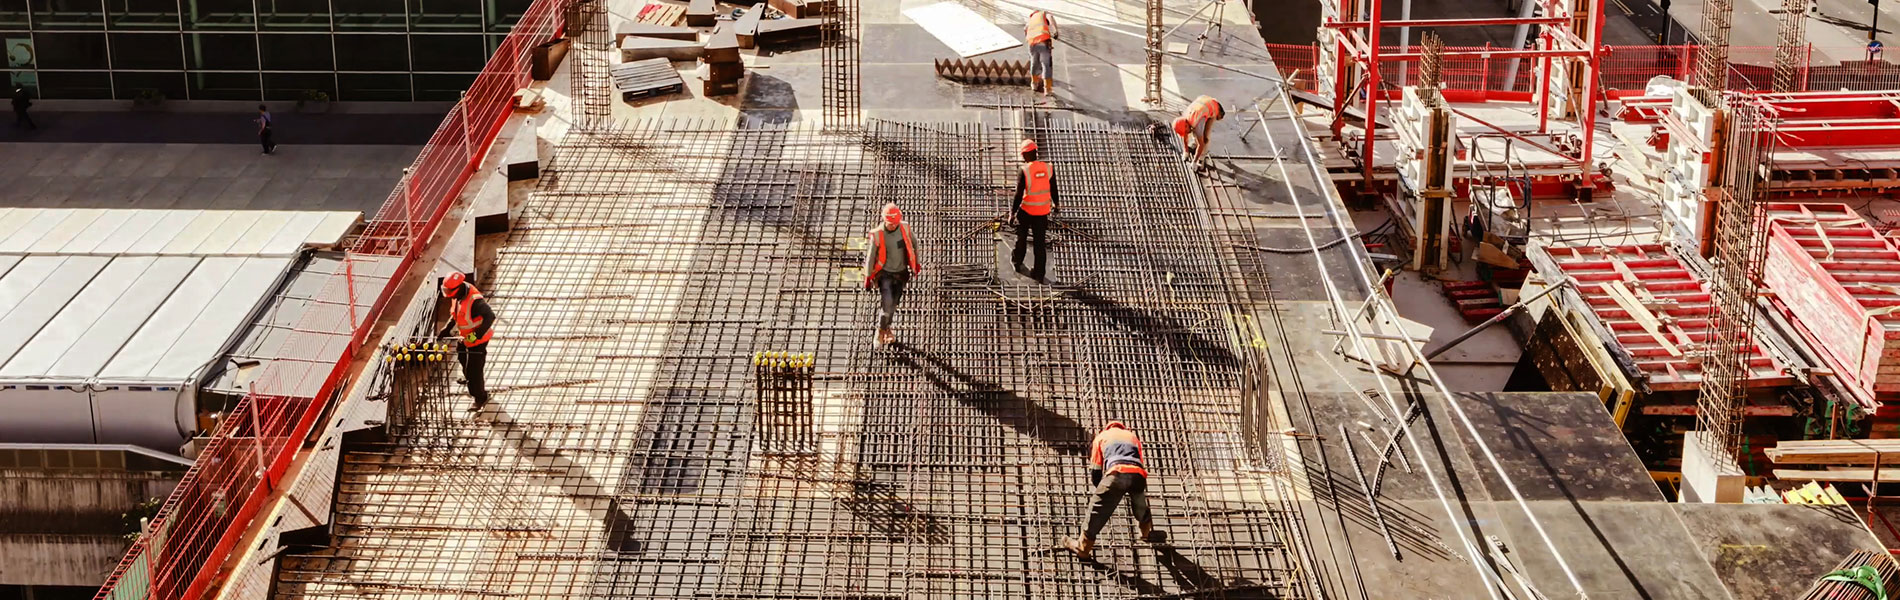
left=1065, top=421, right=1155, bottom=559
left=863, top=202, right=921, bottom=346
left=1013, top=138, right=1057, bottom=281
left=1172, top=95, right=1225, bottom=167
left=1025, top=9, right=1059, bottom=96
left=439, top=272, right=495, bottom=411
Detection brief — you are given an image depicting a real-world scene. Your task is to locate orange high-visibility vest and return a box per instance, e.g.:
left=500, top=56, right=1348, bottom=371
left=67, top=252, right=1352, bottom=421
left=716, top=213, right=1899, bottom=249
left=1090, top=427, right=1148, bottom=477
left=866, top=223, right=920, bottom=285
left=454, top=287, right=492, bottom=346
left=1025, top=11, right=1053, bottom=45
left=1185, top=95, right=1223, bottom=127
left=1020, top=161, right=1053, bottom=216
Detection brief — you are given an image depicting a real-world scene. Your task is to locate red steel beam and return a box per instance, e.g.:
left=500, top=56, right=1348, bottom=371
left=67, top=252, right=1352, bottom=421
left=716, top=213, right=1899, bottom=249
left=1775, top=121, right=1900, bottom=147
left=1326, top=16, right=1567, bottom=27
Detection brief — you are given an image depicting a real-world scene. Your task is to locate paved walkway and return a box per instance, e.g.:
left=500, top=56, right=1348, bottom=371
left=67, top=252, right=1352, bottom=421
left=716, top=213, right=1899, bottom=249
left=2, top=110, right=443, bottom=145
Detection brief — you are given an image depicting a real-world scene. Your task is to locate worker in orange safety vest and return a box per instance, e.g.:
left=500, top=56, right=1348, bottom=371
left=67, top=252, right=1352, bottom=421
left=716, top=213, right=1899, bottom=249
left=863, top=202, right=921, bottom=346
left=1025, top=9, right=1059, bottom=96
left=1012, top=138, right=1058, bottom=282
left=1065, top=421, right=1158, bottom=559
left=439, top=271, right=495, bottom=411
left=1172, top=95, right=1225, bottom=167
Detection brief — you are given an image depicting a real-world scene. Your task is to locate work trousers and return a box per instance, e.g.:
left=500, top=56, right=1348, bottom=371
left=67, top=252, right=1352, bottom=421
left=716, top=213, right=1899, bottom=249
left=457, top=342, right=490, bottom=407
left=1085, top=471, right=1152, bottom=539
left=1029, top=41, right=1054, bottom=80
left=260, top=127, right=275, bottom=154
left=1013, top=211, right=1049, bottom=278
left=874, top=270, right=910, bottom=329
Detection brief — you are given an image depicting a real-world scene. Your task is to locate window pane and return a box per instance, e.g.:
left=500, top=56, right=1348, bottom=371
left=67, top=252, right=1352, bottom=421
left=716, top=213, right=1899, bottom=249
left=485, top=0, right=530, bottom=31
left=410, top=0, right=480, bottom=31
left=412, top=72, right=471, bottom=100
left=31, top=0, right=105, bottom=29
left=109, top=33, right=181, bottom=69
left=5, top=35, right=32, bottom=68
left=0, top=0, right=28, bottom=29
left=334, top=0, right=406, bottom=30
left=410, top=33, right=482, bottom=71
left=113, top=70, right=183, bottom=100
left=187, top=0, right=254, bottom=29
left=37, top=70, right=111, bottom=98
left=186, top=33, right=255, bottom=70
left=335, top=33, right=408, bottom=71
left=339, top=72, right=409, bottom=100
left=263, top=71, right=334, bottom=100
left=258, top=0, right=329, bottom=30
left=107, top=0, right=180, bottom=29
left=35, top=32, right=107, bottom=69
left=188, top=70, right=258, bottom=99
left=259, top=33, right=332, bottom=70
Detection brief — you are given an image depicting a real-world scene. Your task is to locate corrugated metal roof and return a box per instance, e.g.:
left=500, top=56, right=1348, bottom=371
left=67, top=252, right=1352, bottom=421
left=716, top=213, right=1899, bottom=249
left=0, top=209, right=363, bottom=385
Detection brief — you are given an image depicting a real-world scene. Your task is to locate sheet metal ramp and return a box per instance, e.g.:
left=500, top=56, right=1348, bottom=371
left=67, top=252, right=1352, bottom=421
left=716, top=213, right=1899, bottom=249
left=275, top=119, right=1314, bottom=599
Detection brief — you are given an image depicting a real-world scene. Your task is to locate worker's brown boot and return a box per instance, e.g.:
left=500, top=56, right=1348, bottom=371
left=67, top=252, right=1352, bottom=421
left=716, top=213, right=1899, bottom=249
left=1063, top=536, right=1094, bottom=559
left=1139, top=521, right=1157, bottom=543
left=881, top=328, right=897, bottom=345
left=1043, top=77, right=1055, bottom=97
left=1030, top=76, right=1043, bottom=93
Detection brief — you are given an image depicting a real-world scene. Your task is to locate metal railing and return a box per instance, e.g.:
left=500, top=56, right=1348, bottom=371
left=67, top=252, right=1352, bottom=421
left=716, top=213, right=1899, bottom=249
left=91, top=2, right=566, bottom=599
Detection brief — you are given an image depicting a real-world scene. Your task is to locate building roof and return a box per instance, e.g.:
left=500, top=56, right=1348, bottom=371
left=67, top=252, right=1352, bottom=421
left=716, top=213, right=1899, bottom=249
left=0, top=209, right=359, bottom=385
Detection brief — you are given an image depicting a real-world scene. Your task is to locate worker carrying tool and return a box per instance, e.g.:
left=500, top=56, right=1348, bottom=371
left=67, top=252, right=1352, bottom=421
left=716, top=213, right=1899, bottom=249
left=1024, top=8, right=1059, bottom=96
left=1172, top=95, right=1225, bottom=167
left=439, top=272, right=495, bottom=411
left=1012, top=138, right=1058, bottom=282
left=863, top=202, right=921, bottom=346
left=1065, top=421, right=1158, bottom=559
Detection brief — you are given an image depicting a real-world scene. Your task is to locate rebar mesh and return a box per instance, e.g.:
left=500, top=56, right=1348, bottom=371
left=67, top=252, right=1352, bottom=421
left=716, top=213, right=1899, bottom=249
left=1695, top=96, right=1770, bottom=462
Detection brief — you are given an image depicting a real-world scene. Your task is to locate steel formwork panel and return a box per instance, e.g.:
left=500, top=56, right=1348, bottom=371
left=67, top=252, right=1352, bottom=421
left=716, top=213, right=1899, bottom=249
left=1543, top=244, right=1792, bottom=391
left=1760, top=203, right=1900, bottom=406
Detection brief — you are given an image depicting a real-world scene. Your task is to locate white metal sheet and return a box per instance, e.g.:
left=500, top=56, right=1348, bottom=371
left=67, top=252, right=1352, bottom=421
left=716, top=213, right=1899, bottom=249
left=0, top=208, right=40, bottom=246
left=148, top=256, right=293, bottom=378
left=0, top=255, right=111, bottom=367
left=259, top=212, right=329, bottom=256
left=102, top=256, right=246, bottom=379
left=157, top=211, right=237, bottom=255
left=0, top=209, right=76, bottom=253
left=0, top=256, right=65, bottom=318
left=222, top=212, right=295, bottom=256
left=304, top=212, right=361, bottom=249
left=0, top=385, right=99, bottom=444
left=25, top=209, right=107, bottom=254
left=113, top=211, right=202, bottom=255
left=0, top=255, right=21, bottom=280
left=190, top=212, right=263, bottom=255
left=901, top=2, right=1022, bottom=58
left=51, top=209, right=137, bottom=254
left=0, top=257, right=158, bottom=378
left=36, top=257, right=200, bottom=380
left=91, top=386, right=195, bottom=450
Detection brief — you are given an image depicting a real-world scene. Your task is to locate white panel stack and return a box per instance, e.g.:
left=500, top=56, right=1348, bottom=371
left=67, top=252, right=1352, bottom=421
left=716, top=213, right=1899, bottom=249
left=1661, top=88, right=1718, bottom=246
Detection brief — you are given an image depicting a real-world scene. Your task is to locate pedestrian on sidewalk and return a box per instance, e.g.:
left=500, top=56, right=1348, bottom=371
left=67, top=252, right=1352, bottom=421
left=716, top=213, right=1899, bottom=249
left=863, top=202, right=921, bottom=346
left=255, top=104, right=276, bottom=154
left=439, top=272, right=495, bottom=412
left=12, top=87, right=34, bottom=129
left=1024, top=8, right=1059, bottom=97
left=1065, top=421, right=1159, bottom=559
left=1012, top=138, right=1057, bottom=281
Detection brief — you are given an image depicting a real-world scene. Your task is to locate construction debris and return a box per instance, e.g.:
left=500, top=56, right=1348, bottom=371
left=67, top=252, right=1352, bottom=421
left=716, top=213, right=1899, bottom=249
left=619, top=36, right=703, bottom=62
left=615, top=22, right=699, bottom=44
left=701, top=24, right=745, bottom=96
left=611, top=57, right=686, bottom=101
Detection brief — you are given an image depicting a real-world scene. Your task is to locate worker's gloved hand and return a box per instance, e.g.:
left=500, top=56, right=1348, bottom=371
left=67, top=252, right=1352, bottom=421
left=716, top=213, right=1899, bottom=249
left=1089, top=468, right=1103, bottom=487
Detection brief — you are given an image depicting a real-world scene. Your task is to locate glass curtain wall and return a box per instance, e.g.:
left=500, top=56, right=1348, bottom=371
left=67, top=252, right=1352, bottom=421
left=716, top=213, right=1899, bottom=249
left=2, top=0, right=531, bottom=100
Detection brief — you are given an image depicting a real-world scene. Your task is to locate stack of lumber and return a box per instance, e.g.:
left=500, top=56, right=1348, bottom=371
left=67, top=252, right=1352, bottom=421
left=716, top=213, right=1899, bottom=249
left=635, top=1, right=687, bottom=26
left=1760, top=203, right=1900, bottom=433
left=768, top=0, right=834, bottom=18
left=1795, top=550, right=1896, bottom=600
left=1768, top=438, right=1900, bottom=482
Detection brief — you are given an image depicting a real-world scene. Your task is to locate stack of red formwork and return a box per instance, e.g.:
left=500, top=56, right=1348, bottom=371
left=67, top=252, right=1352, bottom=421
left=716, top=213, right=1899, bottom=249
left=1544, top=244, right=1792, bottom=391
left=1760, top=203, right=1900, bottom=434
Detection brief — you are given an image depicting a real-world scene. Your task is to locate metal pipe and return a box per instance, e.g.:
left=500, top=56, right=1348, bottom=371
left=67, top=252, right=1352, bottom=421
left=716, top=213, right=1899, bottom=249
left=1422, top=278, right=1572, bottom=360
left=1501, top=0, right=1541, bottom=91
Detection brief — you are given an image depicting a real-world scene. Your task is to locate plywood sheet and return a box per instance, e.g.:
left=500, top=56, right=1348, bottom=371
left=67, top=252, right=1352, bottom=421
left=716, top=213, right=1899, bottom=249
left=901, top=2, right=1023, bottom=58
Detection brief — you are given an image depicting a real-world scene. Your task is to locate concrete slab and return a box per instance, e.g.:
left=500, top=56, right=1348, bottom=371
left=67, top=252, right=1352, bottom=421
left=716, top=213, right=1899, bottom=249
left=0, top=143, right=416, bottom=215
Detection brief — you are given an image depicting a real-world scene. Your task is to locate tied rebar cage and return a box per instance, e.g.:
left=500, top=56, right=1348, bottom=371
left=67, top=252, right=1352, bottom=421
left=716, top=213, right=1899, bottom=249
left=1772, top=0, right=1809, bottom=92
left=821, top=0, right=862, bottom=130
left=1695, top=96, right=1771, bottom=463
left=275, top=116, right=1314, bottom=599
left=571, top=0, right=614, bottom=125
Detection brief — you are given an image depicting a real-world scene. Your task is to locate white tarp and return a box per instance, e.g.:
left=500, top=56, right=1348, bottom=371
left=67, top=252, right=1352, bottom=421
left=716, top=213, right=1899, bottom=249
left=902, top=2, right=1023, bottom=58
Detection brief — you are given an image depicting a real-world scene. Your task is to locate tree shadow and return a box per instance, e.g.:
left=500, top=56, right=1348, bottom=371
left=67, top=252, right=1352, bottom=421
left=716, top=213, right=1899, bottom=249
left=892, top=344, right=1090, bottom=455
left=487, top=406, right=644, bottom=554
left=1062, top=286, right=1241, bottom=369
left=838, top=477, right=952, bottom=545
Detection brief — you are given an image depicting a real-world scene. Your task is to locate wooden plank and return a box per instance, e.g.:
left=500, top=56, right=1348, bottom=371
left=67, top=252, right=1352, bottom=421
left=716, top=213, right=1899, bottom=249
left=1774, top=468, right=1900, bottom=483
left=1767, top=439, right=1900, bottom=465
left=1603, top=280, right=1681, bottom=357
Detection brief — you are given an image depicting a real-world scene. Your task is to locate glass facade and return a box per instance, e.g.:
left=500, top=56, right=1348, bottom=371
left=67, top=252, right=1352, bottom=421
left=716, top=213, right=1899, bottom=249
left=3, top=0, right=532, bottom=100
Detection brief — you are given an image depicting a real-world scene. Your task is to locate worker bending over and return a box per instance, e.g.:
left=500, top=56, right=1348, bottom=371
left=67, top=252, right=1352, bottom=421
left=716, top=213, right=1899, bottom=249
left=1025, top=8, right=1059, bottom=96
left=863, top=202, right=921, bottom=346
left=1172, top=95, right=1225, bottom=167
left=1013, top=138, right=1058, bottom=281
left=1065, top=421, right=1157, bottom=558
left=440, top=272, right=495, bottom=412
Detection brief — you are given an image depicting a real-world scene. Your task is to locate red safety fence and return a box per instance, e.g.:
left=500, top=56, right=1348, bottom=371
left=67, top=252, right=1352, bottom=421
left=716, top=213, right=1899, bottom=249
left=1265, top=42, right=1900, bottom=96
left=92, top=2, right=565, bottom=600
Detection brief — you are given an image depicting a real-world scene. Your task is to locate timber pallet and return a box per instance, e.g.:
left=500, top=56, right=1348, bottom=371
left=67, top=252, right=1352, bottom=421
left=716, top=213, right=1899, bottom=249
left=611, top=58, right=686, bottom=102
left=636, top=2, right=687, bottom=26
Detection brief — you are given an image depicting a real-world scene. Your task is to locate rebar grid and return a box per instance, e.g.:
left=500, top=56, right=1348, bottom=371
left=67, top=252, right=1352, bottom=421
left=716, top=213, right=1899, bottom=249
left=821, top=0, right=862, bottom=130
left=571, top=0, right=614, bottom=125
left=277, top=117, right=1311, bottom=599
left=1695, top=97, right=1771, bottom=462
left=1692, top=0, right=1733, bottom=98
left=1772, top=0, right=1808, bottom=92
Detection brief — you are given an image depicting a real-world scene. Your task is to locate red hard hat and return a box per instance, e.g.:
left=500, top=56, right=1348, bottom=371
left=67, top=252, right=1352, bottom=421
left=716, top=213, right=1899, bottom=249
left=1019, top=138, right=1038, bottom=154
left=441, top=272, right=465, bottom=296
left=1103, top=420, right=1126, bottom=431
left=1172, top=117, right=1191, bottom=136
left=883, top=202, right=902, bottom=225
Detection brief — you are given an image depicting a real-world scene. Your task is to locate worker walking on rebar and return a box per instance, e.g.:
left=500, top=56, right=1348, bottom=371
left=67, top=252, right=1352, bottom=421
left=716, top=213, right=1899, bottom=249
left=1012, top=138, right=1058, bottom=282
left=1024, top=8, right=1059, bottom=97
left=863, top=202, right=921, bottom=346
left=1065, top=421, right=1157, bottom=559
left=439, top=272, right=495, bottom=411
left=1172, top=95, right=1225, bottom=167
